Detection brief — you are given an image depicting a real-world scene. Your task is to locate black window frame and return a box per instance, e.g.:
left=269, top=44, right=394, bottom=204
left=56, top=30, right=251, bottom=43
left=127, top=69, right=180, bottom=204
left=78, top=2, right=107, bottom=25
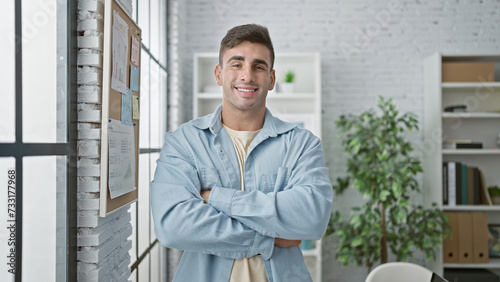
left=0, top=1, right=78, bottom=281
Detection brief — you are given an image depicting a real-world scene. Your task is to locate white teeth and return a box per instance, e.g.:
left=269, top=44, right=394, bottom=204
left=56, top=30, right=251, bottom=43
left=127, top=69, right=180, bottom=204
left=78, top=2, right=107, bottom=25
left=237, top=88, right=255, bottom=92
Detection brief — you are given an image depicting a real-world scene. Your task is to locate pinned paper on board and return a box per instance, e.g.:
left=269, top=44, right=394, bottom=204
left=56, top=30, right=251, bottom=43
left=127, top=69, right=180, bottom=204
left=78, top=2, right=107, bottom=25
left=108, top=119, right=136, bottom=199
left=111, top=11, right=129, bottom=93
left=131, top=37, right=140, bottom=66
left=132, top=95, right=140, bottom=119
left=130, top=65, right=139, bottom=92
left=121, top=89, right=132, bottom=125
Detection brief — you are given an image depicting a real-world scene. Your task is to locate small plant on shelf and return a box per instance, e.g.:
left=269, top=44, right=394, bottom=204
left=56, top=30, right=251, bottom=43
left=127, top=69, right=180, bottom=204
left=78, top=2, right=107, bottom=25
left=324, top=96, right=448, bottom=271
left=284, top=70, right=295, bottom=83
left=488, top=185, right=500, bottom=204
left=279, top=70, right=295, bottom=94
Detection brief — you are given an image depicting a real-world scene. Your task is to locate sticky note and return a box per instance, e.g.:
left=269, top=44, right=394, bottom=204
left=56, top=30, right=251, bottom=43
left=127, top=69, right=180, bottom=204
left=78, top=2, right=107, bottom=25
left=130, top=65, right=139, bottom=92
left=121, top=89, right=132, bottom=125
left=133, top=95, right=140, bottom=120
left=131, top=37, right=140, bottom=66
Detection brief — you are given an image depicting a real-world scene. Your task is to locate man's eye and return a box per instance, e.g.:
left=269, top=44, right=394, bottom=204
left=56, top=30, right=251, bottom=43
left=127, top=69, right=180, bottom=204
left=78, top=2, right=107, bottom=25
left=255, top=65, right=265, bottom=70
left=232, top=64, right=241, bottom=68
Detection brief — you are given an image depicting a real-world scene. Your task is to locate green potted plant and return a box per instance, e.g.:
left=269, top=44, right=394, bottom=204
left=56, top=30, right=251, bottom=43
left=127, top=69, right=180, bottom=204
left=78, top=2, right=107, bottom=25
left=488, top=186, right=500, bottom=204
left=279, top=70, right=295, bottom=93
left=284, top=70, right=295, bottom=83
left=325, top=96, right=448, bottom=271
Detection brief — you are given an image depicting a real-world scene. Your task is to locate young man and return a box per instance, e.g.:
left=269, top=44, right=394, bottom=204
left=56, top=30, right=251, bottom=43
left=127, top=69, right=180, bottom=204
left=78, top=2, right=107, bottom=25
left=151, top=24, right=333, bottom=282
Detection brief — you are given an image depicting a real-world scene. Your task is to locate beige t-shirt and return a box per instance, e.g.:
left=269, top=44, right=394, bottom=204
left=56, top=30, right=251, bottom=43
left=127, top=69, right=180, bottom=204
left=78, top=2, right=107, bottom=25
left=223, top=125, right=269, bottom=282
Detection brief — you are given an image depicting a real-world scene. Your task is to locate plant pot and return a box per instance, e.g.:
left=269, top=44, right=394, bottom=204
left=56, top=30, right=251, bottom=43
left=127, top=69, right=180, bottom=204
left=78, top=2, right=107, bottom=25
left=279, top=82, right=294, bottom=94
left=492, top=196, right=500, bottom=205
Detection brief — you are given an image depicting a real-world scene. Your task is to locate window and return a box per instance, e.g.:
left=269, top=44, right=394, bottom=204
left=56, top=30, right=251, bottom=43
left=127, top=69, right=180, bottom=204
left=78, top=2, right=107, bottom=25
left=129, top=0, right=168, bottom=281
left=0, top=1, right=78, bottom=281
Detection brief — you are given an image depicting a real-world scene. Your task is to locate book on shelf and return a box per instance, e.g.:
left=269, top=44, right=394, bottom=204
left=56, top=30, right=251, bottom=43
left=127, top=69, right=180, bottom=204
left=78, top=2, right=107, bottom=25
left=442, top=163, right=448, bottom=205
left=446, top=161, right=457, bottom=206
left=456, top=162, right=462, bottom=205
left=467, top=166, right=474, bottom=205
left=443, top=162, right=489, bottom=206
left=443, top=142, right=483, bottom=149
left=461, top=164, right=468, bottom=204
left=480, top=170, right=493, bottom=205
left=446, top=139, right=473, bottom=144
left=473, top=168, right=481, bottom=205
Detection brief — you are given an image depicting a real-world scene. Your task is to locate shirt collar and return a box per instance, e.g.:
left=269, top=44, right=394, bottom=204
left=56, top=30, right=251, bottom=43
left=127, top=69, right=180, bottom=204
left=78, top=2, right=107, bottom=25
left=191, top=104, right=296, bottom=137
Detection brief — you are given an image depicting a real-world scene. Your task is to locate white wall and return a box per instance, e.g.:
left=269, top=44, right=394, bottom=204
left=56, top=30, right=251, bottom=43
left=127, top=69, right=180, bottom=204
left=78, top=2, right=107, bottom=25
left=168, top=0, right=500, bottom=281
left=168, top=0, right=192, bottom=131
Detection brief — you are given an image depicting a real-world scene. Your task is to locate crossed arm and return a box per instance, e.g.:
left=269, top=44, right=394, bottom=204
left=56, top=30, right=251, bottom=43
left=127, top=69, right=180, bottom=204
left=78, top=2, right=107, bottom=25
left=200, top=190, right=301, bottom=248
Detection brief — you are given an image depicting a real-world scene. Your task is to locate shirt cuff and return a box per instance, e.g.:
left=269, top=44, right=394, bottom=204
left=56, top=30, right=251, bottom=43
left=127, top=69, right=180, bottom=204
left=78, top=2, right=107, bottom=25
left=208, top=187, right=237, bottom=215
left=249, top=233, right=274, bottom=260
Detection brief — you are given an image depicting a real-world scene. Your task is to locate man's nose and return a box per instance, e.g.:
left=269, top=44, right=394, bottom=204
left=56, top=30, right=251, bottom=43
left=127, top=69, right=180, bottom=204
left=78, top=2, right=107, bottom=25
left=239, top=65, right=254, bottom=82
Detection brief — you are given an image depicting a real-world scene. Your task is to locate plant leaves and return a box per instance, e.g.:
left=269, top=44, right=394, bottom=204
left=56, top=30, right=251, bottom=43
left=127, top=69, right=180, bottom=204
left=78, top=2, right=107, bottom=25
left=325, top=96, right=447, bottom=270
left=351, top=237, right=363, bottom=248
left=379, top=190, right=390, bottom=201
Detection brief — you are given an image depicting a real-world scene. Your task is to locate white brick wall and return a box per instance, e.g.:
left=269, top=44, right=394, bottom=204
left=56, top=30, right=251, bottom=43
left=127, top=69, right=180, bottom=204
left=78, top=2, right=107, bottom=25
left=77, top=0, right=133, bottom=281
left=168, top=0, right=193, bottom=130
left=166, top=2, right=188, bottom=279
left=168, top=0, right=500, bottom=281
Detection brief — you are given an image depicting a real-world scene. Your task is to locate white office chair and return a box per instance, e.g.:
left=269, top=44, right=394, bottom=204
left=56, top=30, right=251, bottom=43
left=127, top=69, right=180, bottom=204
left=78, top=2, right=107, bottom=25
left=365, top=262, right=447, bottom=282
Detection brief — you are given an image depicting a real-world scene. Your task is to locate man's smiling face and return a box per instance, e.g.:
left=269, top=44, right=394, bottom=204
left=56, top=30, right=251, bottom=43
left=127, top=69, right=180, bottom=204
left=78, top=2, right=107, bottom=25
left=215, top=41, right=276, bottom=115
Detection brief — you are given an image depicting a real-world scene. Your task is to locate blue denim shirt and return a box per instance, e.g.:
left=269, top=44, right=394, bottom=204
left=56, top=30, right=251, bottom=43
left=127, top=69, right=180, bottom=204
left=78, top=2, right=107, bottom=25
left=151, top=105, right=333, bottom=282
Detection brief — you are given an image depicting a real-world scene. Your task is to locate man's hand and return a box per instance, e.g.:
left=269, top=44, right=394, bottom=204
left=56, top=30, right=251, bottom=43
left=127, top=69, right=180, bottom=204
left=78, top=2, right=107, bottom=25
left=201, top=190, right=211, bottom=203
left=274, top=238, right=301, bottom=248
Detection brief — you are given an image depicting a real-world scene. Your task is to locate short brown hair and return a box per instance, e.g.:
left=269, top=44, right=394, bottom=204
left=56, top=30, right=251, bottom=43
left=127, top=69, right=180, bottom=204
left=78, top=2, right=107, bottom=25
left=219, top=24, right=275, bottom=69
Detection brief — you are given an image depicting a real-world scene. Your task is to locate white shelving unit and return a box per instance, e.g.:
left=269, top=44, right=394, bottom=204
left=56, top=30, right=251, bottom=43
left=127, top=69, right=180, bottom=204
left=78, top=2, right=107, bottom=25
left=193, top=52, right=323, bottom=281
left=423, top=53, right=500, bottom=274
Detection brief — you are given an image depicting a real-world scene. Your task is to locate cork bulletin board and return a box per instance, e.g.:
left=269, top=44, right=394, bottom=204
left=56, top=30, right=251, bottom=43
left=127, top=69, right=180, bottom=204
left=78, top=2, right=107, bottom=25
left=100, top=0, right=141, bottom=217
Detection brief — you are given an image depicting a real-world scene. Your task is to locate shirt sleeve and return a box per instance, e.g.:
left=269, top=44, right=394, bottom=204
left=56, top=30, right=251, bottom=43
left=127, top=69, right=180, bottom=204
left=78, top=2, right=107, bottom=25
left=208, top=133, right=334, bottom=240
left=151, top=132, right=274, bottom=260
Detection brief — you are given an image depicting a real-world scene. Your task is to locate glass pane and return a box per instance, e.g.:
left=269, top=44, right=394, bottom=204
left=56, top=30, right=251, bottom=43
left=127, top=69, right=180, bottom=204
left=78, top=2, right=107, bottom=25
left=150, top=62, right=161, bottom=149
left=149, top=0, right=159, bottom=58
left=138, top=0, right=149, bottom=49
left=0, top=1, right=15, bottom=143
left=138, top=153, right=150, bottom=255
left=0, top=157, right=16, bottom=282
left=130, top=268, right=137, bottom=282
left=22, top=0, right=64, bottom=143
left=138, top=253, right=150, bottom=282
left=23, top=156, right=66, bottom=281
left=150, top=153, right=159, bottom=243
left=150, top=243, right=160, bottom=282
left=128, top=202, right=137, bottom=266
left=139, top=54, right=150, bottom=149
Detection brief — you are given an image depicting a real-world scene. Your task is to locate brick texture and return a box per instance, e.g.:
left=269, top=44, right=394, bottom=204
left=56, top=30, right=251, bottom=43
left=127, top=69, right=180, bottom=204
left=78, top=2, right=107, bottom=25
left=77, top=0, right=133, bottom=281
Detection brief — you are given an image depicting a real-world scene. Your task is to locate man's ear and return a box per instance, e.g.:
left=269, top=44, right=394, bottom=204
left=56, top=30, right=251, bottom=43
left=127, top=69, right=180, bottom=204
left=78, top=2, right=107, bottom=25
left=214, top=64, right=223, bottom=86
left=268, top=69, right=276, bottom=90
